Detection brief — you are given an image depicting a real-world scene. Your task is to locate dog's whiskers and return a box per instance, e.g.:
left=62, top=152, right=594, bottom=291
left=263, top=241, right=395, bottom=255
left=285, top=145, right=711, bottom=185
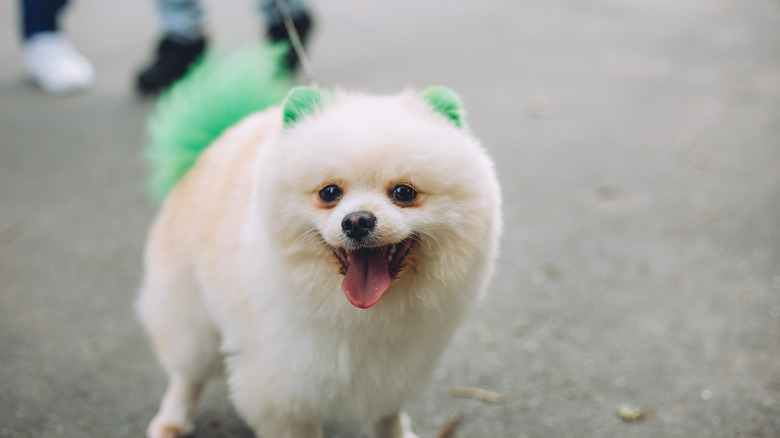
left=295, top=228, right=326, bottom=250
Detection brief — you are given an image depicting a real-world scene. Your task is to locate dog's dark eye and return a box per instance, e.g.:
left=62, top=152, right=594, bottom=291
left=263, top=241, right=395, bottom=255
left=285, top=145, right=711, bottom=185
left=390, top=184, right=417, bottom=203
left=319, top=185, right=342, bottom=203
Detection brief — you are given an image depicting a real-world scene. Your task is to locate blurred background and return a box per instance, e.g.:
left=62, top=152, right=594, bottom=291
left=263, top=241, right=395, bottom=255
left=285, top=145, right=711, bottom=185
left=1, top=0, right=779, bottom=436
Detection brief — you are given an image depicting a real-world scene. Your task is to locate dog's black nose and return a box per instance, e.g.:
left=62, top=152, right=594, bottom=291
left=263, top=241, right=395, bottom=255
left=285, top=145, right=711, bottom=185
left=341, top=211, right=377, bottom=241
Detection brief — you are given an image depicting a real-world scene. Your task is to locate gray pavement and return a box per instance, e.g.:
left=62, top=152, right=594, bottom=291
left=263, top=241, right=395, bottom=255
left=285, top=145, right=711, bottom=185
left=1, top=0, right=779, bottom=437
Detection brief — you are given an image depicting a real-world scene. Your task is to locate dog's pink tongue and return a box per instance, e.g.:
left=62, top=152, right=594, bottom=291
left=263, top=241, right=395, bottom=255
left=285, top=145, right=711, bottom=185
left=342, top=248, right=391, bottom=309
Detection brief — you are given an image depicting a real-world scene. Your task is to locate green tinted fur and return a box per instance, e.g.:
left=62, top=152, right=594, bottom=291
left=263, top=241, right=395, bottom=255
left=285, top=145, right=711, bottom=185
left=282, top=86, right=329, bottom=128
left=282, top=85, right=466, bottom=129
left=146, top=46, right=465, bottom=202
left=145, top=43, right=292, bottom=202
left=418, top=86, right=466, bottom=129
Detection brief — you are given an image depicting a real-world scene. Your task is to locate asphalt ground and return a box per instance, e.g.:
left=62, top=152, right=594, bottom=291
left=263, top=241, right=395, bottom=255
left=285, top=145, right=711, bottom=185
left=1, top=0, right=779, bottom=437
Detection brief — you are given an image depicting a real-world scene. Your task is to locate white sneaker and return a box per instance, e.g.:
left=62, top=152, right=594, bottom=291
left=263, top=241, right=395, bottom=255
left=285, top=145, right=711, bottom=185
left=23, top=32, right=95, bottom=94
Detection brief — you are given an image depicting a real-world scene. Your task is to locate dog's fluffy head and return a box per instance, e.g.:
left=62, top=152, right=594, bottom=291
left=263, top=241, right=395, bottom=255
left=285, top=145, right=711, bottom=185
left=253, top=87, right=501, bottom=310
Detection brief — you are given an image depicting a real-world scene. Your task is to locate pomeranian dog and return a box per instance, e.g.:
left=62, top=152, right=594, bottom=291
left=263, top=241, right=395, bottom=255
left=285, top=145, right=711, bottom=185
left=137, top=45, right=501, bottom=438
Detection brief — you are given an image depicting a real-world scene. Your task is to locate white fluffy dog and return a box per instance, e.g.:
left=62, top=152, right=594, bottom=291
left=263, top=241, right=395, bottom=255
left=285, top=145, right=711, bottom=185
left=137, top=84, right=502, bottom=438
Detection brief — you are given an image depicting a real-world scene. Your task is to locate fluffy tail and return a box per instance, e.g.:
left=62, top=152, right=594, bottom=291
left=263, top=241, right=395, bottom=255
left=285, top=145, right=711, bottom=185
left=145, top=43, right=293, bottom=202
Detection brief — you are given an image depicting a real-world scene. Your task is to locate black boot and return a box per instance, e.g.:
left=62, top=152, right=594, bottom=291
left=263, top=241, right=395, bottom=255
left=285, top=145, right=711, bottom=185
left=136, top=36, right=207, bottom=95
left=267, top=10, right=313, bottom=73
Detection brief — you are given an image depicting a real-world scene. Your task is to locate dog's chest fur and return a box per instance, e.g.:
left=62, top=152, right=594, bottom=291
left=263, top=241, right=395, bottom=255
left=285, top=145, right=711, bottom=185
left=215, top=254, right=470, bottom=422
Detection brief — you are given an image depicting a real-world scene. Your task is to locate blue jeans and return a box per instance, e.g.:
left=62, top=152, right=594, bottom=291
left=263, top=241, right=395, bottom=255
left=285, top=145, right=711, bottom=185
left=21, top=0, right=68, bottom=39
left=158, top=0, right=309, bottom=42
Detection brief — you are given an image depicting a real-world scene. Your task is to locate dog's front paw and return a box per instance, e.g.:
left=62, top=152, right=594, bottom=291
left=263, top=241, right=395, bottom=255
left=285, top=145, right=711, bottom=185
left=147, top=417, right=195, bottom=438
left=399, top=412, right=419, bottom=438
left=374, top=411, right=419, bottom=438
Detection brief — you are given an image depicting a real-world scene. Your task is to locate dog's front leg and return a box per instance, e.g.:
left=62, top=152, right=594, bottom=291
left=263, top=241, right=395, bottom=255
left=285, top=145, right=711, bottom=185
left=147, top=375, right=208, bottom=438
left=373, top=411, right=419, bottom=438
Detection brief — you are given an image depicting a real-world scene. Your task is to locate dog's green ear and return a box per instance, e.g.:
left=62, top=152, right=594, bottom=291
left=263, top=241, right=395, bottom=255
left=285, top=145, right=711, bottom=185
left=418, top=86, right=466, bottom=129
left=282, top=86, right=330, bottom=128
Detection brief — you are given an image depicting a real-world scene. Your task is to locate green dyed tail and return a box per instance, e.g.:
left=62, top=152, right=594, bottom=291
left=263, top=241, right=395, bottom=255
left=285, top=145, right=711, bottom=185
left=145, top=43, right=293, bottom=202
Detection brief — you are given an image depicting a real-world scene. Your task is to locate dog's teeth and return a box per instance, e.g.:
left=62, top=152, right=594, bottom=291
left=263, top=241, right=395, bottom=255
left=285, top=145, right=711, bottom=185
left=389, top=246, right=396, bottom=255
left=387, top=255, right=393, bottom=263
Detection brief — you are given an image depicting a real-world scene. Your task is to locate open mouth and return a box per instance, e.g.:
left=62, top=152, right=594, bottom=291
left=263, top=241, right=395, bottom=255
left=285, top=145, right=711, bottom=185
left=332, top=237, right=414, bottom=309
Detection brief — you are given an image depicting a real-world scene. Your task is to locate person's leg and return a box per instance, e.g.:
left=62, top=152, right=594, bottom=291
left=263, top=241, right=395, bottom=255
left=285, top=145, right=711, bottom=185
left=157, top=0, right=206, bottom=42
left=136, top=0, right=208, bottom=95
left=257, top=0, right=313, bottom=72
left=21, top=0, right=67, bottom=38
left=257, top=0, right=308, bottom=29
left=21, top=0, right=94, bottom=94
